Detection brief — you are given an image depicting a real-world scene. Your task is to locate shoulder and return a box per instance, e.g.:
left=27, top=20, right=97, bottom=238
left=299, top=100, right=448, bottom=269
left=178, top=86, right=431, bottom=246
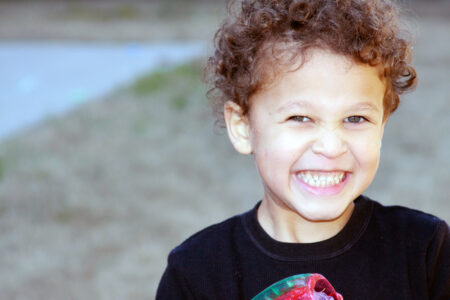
left=363, top=196, right=449, bottom=244
left=158, top=207, right=257, bottom=298
left=358, top=197, right=450, bottom=298
left=167, top=209, right=251, bottom=270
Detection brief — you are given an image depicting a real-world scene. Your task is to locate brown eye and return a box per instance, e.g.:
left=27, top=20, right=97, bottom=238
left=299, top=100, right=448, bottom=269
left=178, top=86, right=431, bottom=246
left=289, top=116, right=311, bottom=122
left=345, top=116, right=366, bottom=123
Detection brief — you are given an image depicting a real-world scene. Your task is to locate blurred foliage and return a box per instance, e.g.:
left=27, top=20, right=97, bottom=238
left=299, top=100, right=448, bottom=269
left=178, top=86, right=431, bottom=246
left=57, top=1, right=209, bottom=22
left=133, top=118, right=149, bottom=136
left=171, top=95, right=188, bottom=110
left=130, top=63, right=203, bottom=96
left=62, top=3, right=140, bottom=21
left=54, top=210, right=75, bottom=224
left=128, top=61, right=206, bottom=136
left=154, top=1, right=197, bottom=20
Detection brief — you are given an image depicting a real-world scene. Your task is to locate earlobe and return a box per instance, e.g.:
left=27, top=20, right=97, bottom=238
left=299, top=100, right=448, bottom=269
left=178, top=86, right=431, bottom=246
left=224, top=101, right=252, bottom=154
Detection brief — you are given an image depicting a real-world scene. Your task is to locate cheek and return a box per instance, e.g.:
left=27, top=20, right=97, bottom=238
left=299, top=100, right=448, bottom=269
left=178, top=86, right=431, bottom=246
left=254, top=129, right=296, bottom=154
left=254, top=132, right=305, bottom=173
left=350, top=131, right=383, bottom=168
left=268, top=132, right=309, bottom=162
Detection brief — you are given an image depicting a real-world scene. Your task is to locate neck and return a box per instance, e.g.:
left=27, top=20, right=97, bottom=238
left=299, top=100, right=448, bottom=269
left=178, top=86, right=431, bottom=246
left=257, top=199, right=354, bottom=243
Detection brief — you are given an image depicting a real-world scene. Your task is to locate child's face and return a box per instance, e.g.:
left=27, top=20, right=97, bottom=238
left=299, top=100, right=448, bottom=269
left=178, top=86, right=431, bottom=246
left=225, top=49, right=386, bottom=223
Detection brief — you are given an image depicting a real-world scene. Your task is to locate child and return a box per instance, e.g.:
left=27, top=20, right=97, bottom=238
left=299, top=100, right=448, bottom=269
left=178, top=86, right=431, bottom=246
left=157, top=0, right=450, bottom=299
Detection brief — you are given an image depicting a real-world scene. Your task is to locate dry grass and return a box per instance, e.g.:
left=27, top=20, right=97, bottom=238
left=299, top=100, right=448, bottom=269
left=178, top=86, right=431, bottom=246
left=0, top=62, right=261, bottom=298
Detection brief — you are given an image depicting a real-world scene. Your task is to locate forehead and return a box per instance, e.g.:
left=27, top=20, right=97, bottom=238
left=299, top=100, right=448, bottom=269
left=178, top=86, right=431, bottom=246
left=250, top=48, right=386, bottom=115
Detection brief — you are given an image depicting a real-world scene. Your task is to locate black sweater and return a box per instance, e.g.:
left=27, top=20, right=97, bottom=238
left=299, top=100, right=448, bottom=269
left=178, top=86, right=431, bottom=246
left=156, top=196, right=450, bottom=299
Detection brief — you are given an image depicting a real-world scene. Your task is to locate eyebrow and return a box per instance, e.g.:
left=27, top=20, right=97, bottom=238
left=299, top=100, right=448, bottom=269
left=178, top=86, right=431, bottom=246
left=276, top=100, right=313, bottom=113
left=276, top=100, right=381, bottom=114
left=349, top=102, right=381, bottom=113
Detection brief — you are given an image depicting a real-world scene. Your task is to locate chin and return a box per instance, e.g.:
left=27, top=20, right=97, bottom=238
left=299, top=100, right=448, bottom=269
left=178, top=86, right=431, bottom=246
left=302, top=212, right=341, bottom=222
left=295, top=203, right=352, bottom=223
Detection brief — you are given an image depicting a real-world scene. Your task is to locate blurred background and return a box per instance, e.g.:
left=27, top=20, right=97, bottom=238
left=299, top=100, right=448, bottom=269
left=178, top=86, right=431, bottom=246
left=0, top=0, right=448, bottom=299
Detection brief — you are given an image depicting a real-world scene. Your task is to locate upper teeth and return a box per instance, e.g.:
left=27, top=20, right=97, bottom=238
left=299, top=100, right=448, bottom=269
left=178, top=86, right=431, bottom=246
left=297, top=171, right=345, bottom=187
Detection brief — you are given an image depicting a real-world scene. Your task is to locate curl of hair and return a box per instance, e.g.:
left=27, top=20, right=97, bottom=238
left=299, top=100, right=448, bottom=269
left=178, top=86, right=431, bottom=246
left=206, top=0, right=417, bottom=125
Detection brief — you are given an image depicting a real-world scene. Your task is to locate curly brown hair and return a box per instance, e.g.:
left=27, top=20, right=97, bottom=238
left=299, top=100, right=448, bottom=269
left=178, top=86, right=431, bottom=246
left=206, top=0, right=417, bottom=124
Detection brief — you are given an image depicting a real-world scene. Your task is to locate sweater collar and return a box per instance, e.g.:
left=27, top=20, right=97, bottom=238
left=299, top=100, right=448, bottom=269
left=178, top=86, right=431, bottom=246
left=241, top=195, right=373, bottom=261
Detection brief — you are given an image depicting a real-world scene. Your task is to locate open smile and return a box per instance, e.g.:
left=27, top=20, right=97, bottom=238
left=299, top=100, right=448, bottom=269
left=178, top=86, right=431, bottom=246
left=297, top=171, right=346, bottom=187
left=295, top=170, right=350, bottom=196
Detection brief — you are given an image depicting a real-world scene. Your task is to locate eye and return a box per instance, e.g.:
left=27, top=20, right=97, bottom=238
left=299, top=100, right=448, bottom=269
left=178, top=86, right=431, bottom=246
left=288, top=116, right=311, bottom=122
left=344, top=116, right=367, bottom=123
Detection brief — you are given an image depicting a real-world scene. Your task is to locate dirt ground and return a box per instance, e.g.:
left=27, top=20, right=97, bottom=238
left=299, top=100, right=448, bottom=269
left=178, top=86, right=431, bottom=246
left=0, top=1, right=449, bottom=299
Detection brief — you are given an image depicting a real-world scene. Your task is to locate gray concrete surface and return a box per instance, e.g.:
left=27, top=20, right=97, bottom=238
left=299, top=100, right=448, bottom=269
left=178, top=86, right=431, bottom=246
left=0, top=41, right=206, bottom=140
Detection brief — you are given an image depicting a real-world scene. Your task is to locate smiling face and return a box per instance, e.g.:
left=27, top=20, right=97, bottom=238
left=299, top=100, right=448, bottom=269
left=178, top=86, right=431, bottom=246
left=224, top=49, right=387, bottom=241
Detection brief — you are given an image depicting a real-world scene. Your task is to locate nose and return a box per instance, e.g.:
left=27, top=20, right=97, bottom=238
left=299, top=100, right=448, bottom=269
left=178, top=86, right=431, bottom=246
left=311, top=129, right=348, bottom=158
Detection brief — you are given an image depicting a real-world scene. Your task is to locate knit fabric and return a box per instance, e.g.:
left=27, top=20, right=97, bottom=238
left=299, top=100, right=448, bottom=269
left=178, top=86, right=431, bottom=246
left=156, top=195, right=450, bottom=299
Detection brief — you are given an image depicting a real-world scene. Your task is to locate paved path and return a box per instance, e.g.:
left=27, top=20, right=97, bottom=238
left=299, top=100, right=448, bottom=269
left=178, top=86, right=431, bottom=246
left=0, top=41, right=206, bottom=140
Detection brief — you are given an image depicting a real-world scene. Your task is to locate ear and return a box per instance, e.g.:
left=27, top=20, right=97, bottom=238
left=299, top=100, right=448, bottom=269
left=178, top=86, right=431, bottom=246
left=224, top=101, right=252, bottom=154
